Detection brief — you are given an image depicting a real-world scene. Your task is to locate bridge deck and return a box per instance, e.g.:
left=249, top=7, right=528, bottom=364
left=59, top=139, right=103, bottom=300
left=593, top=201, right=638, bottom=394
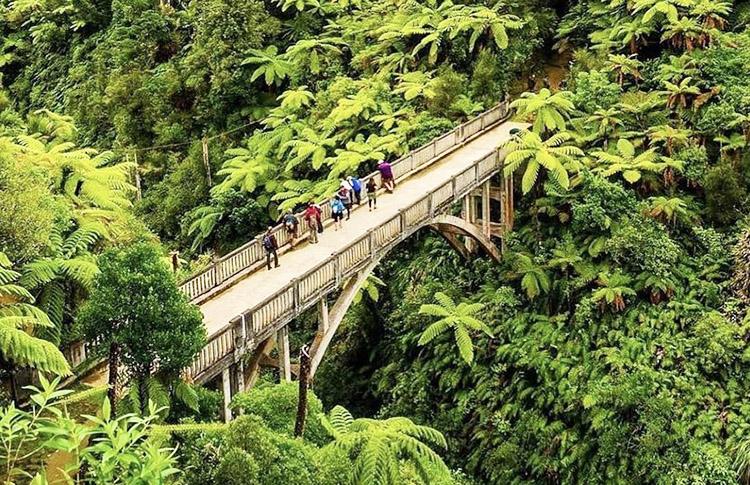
left=199, top=120, right=525, bottom=337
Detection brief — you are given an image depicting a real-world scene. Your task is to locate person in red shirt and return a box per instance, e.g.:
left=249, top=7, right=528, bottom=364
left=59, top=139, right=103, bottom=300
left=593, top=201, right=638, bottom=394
left=303, top=202, right=321, bottom=244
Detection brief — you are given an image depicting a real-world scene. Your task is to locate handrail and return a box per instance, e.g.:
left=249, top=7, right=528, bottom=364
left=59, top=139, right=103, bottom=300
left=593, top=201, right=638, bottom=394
left=184, top=100, right=511, bottom=382
left=177, top=101, right=510, bottom=303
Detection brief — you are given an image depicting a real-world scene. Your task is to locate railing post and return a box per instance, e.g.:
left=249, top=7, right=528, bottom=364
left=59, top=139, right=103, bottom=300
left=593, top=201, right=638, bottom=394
left=245, top=311, right=254, bottom=342
left=427, top=191, right=434, bottom=218
left=292, top=279, right=300, bottom=314
left=233, top=317, right=244, bottom=352
left=368, top=231, right=375, bottom=260
left=333, top=253, right=341, bottom=286
left=451, top=177, right=457, bottom=200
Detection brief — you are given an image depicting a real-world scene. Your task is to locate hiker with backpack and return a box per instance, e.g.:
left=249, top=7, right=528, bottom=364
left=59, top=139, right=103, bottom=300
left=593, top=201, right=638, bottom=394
left=303, top=202, right=322, bottom=244
left=262, top=227, right=279, bottom=270
left=337, top=183, right=352, bottom=220
left=366, top=177, right=378, bottom=211
left=347, top=175, right=362, bottom=205
left=312, top=201, right=324, bottom=234
left=330, top=195, right=346, bottom=230
left=282, top=210, right=299, bottom=248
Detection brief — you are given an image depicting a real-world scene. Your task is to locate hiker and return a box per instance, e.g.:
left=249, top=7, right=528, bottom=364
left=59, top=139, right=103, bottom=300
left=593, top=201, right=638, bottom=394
left=262, top=227, right=279, bottom=270
left=377, top=159, right=395, bottom=192
left=366, top=177, right=378, bottom=211
left=330, top=195, right=345, bottom=230
left=312, top=201, right=324, bottom=234
left=337, top=184, right=352, bottom=220
left=348, top=175, right=362, bottom=205
left=282, top=210, right=299, bottom=248
left=303, top=202, right=321, bottom=244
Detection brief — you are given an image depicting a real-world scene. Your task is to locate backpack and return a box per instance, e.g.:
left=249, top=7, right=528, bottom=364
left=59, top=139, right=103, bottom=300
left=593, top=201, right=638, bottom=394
left=351, top=178, right=362, bottom=192
left=262, top=234, right=274, bottom=251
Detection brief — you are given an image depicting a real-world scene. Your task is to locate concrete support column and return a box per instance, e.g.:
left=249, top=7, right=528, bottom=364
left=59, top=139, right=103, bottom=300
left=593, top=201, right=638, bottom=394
left=232, top=360, right=245, bottom=395
left=276, top=326, right=291, bottom=382
left=481, top=181, right=490, bottom=238
left=222, top=367, right=232, bottom=422
left=318, top=299, right=329, bottom=334
left=462, top=196, right=477, bottom=253
left=500, top=176, right=514, bottom=233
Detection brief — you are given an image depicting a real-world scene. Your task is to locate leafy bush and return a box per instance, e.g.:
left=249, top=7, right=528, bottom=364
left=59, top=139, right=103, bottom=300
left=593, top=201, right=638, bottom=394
left=229, top=381, right=328, bottom=445
left=214, top=448, right=260, bottom=485
left=605, top=215, right=681, bottom=277
left=703, top=162, right=747, bottom=226
left=571, top=173, right=638, bottom=234
left=570, top=70, right=621, bottom=113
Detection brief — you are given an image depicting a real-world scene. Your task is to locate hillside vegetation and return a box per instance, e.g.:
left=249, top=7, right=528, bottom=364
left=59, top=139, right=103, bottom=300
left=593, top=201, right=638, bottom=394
left=3, top=0, right=750, bottom=483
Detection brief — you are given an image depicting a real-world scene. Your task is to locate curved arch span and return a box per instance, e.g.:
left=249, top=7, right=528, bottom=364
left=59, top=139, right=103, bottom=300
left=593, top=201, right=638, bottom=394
left=306, top=214, right=501, bottom=380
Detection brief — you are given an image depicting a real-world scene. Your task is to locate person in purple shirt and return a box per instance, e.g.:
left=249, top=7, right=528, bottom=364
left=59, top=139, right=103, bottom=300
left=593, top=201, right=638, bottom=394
left=377, top=159, right=395, bottom=193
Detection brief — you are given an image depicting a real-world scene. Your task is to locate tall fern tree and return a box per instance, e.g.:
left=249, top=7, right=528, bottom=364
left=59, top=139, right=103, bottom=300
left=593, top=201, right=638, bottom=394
left=320, top=405, right=450, bottom=485
left=19, top=224, right=102, bottom=343
left=510, top=88, right=575, bottom=134
left=0, top=252, right=70, bottom=400
left=502, top=130, right=584, bottom=194
left=417, top=291, right=493, bottom=364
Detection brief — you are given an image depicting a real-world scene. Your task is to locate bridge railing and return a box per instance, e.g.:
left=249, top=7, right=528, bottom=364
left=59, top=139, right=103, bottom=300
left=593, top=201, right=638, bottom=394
left=177, top=101, right=510, bottom=303
left=186, top=105, right=512, bottom=382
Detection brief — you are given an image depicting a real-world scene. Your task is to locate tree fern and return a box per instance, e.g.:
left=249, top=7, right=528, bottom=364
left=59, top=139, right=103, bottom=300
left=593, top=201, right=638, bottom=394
left=0, top=252, right=70, bottom=376
left=417, top=291, right=493, bottom=364
left=320, top=405, right=449, bottom=485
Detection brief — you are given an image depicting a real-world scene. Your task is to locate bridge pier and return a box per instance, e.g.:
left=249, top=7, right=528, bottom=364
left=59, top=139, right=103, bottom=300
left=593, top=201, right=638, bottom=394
left=463, top=175, right=512, bottom=251
left=462, top=195, right=477, bottom=253
left=276, top=327, right=291, bottom=382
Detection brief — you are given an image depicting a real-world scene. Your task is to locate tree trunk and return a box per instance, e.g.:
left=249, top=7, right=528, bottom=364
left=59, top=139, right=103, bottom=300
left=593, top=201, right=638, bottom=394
left=294, top=345, right=311, bottom=438
left=138, top=375, right=149, bottom=416
left=108, top=341, right=120, bottom=416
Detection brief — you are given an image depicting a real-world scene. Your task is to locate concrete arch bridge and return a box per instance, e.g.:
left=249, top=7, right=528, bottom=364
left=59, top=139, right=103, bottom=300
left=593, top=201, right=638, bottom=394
left=65, top=102, right=523, bottom=419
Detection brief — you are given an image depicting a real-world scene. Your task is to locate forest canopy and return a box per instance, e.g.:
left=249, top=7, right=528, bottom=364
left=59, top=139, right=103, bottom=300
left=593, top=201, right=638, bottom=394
left=4, top=0, right=750, bottom=483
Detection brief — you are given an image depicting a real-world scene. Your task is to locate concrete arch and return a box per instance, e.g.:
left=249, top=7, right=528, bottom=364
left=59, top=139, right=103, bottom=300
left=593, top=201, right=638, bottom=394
left=306, top=213, right=501, bottom=381
left=428, top=214, right=502, bottom=263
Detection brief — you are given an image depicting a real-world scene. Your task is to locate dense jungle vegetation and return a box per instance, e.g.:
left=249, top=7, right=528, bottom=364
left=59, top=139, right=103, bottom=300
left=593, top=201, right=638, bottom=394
left=5, top=0, right=750, bottom=482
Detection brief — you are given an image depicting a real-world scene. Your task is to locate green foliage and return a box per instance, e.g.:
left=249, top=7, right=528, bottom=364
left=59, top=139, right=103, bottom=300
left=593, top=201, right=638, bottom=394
left=0, top=252, right=70, bottom=376
left=230, top=381, right=328, bottom=444
left=417, top=292, right=493, bottom=365
left=571, top=70, right=622, bottom=113
left=214, top=448, right=260, bottom=485
left=503, top=130, right=584, bottom=194
left=0, top=152, right=62, bottom=263
left=78, top=242, right=205, bottom=412
left=320, top=405, right=450, bottom=485
left=0, top=375, right=179, bottom=484
left=511, top=88, right=575, bottom=134
left=703, top=162, right=747, bottom=226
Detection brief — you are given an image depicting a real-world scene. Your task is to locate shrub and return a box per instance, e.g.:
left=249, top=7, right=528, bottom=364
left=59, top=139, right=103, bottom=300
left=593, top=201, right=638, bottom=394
left=703, top=162, right=747, bottom=226
left=215, top=448, right=260, bottom=485
left=571, top=173, right=638, bottom=234
left=570, top=70, right=621, bottom=113
left=605, top=215, right=681, bottom=277
left=229, top=381, right=328, bottom=445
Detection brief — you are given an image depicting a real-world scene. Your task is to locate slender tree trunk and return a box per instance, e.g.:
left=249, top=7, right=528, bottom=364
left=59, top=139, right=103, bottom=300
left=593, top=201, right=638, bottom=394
left=108, top=341, right=120, bottom=416
left=138, top=375, right=149, bottom=416
left=294, top=345, right=311, bottom=438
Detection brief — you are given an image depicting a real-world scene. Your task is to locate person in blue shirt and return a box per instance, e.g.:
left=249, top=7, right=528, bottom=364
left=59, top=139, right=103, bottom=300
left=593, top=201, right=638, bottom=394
left=347, top=175, right=362, bottom=205
left=330, top=195, right=345, bottom=231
